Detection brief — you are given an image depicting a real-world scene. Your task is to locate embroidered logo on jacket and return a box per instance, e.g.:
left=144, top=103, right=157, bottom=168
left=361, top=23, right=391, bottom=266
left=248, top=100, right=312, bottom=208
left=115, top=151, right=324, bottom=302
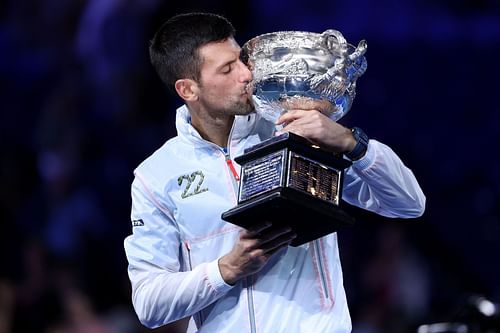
left=178, top=170, right=209, bottom=199
left=131, top=219, right=144, bottom=227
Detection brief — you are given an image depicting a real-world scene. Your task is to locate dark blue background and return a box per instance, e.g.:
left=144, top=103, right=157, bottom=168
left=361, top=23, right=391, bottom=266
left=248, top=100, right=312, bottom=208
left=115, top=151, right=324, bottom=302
left=1, top=1, right=499, bottom=332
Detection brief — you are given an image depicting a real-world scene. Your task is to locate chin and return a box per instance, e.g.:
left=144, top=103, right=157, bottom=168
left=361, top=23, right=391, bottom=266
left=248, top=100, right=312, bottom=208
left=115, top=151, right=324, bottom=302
left=233, top=101, right=254, bottom=116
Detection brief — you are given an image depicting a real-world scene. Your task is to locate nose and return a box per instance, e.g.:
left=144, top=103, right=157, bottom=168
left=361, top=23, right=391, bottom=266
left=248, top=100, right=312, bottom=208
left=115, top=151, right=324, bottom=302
left=238, top=59, right=252, bottom=83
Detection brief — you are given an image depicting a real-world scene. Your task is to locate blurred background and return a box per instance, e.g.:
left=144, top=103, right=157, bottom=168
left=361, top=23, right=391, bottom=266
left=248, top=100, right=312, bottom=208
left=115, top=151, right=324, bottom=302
left=1, top=0, right=499, bottom=332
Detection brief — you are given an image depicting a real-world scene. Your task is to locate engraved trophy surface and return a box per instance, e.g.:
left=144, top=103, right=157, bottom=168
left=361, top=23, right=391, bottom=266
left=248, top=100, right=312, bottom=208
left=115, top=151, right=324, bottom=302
left=221, top=29, right=368, bottom=246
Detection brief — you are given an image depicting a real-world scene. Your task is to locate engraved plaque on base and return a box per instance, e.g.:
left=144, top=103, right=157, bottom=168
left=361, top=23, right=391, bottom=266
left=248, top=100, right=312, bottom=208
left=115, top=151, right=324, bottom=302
left=221, top=132, right=354, bottom=246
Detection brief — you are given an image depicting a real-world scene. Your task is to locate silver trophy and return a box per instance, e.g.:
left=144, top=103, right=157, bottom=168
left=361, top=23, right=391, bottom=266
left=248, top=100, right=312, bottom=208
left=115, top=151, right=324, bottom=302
left=245, top=29, right=367, bottom=123
left=222, top=29, right=368, bottom=246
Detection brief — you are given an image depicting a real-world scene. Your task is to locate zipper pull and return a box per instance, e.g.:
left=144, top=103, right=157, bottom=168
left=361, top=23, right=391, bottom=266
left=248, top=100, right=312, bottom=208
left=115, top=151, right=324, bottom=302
left=225, top=155, right=240, bottom=181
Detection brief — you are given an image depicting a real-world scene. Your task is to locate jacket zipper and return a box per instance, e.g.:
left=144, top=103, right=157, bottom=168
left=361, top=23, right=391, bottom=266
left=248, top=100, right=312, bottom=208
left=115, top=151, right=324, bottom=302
left=313, top=240, right=330, bottom=300
left=200, top=119, right=255, bottom=332
left=224, top=119, right=240, bottom=183
left=184, top=241, right=205, bottom=326
left=188, top=117, right=257, bottom=329
left=246, top=277, right=257, bottom=333
left=224, top=154, right=257, bottom=333
left=221, top=147, right=239, bottom=204
left=225, top=123, right=256, bottom=333
left=225, top=153, right=240, bottom=181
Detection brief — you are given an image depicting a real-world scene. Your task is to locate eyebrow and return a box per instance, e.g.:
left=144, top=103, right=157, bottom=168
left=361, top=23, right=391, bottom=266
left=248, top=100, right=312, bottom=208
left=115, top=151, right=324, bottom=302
left=215, top=58, right=238, bottom=72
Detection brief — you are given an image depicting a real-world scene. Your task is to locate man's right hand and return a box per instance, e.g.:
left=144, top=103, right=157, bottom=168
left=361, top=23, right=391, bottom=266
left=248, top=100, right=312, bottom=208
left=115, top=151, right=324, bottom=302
left=218, top=222, right=296, bottom=285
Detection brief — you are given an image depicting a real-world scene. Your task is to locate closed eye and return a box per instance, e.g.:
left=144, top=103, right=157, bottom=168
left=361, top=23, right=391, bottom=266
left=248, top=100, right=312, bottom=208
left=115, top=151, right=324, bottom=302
left=221, top=64, right=233, bottom=74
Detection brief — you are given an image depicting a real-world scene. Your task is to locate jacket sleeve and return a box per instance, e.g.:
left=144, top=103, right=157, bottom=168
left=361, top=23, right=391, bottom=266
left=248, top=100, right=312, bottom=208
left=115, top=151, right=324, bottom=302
left=342, top=139, right=426, bottom=218
left=124, top=175, right=234, bottom=329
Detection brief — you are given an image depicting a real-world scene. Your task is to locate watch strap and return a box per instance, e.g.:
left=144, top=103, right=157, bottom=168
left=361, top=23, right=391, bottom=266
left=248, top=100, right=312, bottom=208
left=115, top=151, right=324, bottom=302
left=346, top=127, right=369, bottom=161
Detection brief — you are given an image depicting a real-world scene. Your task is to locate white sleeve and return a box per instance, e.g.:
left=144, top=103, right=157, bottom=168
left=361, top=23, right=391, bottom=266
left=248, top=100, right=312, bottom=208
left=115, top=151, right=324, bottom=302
left=342, top=139, right=426, bottom=218
left=124, top=176, right=234, bottom=329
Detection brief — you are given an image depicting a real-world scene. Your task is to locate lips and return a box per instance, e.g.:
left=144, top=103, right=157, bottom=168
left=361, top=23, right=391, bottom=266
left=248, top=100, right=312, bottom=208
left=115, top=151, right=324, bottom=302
left=244, top=81, right=255, bottom=95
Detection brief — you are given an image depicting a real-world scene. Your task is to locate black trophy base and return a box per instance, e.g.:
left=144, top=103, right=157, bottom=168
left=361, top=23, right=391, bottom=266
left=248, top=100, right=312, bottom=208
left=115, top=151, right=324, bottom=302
left=221, top=187, right=354, bottom=247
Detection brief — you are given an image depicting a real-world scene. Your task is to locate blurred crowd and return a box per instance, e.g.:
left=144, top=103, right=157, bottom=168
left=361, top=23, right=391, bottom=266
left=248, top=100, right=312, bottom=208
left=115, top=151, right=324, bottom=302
left=1, top=0, right=499, bottom=332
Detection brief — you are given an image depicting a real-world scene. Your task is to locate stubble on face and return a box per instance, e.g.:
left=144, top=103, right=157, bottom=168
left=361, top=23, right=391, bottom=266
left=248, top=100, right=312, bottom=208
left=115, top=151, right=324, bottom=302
left=196, top=85, right=254, bottom=119
left=231, top=89, right=255, bottom=116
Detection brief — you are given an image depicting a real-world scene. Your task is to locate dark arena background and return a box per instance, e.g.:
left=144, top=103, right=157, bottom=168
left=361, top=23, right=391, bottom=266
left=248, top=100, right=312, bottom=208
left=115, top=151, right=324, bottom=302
left=1, top=0, right=499, bottom=332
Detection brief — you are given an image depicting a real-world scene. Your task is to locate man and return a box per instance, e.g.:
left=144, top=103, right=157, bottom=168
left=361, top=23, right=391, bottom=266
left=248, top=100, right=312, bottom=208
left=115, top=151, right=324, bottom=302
left=124, top=12, right=425, bottom=333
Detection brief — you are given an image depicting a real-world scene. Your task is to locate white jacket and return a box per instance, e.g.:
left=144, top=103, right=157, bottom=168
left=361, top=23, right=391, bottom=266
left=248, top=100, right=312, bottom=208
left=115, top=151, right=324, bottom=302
left=124, top=105, right=426, bottom=333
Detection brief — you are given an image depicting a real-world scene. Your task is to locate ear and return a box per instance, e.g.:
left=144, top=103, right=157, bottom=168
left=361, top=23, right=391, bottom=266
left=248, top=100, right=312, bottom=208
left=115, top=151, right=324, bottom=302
left=175, top=79, right=199, bottom=101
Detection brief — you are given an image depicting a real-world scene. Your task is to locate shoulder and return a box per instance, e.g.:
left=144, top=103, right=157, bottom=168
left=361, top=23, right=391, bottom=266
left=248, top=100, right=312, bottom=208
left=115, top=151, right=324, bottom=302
left=138, top=135, right=184, bottom=166
left=133, top=136, right=184, bottom=186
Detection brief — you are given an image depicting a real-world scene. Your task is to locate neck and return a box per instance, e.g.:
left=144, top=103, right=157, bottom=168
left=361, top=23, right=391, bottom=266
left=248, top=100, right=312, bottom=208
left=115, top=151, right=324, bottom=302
left=189, top=108, right=234, bottom=148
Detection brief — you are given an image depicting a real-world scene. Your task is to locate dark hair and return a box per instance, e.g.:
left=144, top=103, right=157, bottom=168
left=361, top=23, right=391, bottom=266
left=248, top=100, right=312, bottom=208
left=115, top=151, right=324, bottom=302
left=149, top=12, right=236, bottom=92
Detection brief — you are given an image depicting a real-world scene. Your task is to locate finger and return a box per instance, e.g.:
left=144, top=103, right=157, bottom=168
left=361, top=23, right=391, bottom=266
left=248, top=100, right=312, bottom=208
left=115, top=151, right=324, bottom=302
left=266, top=240, right=293, bottom=257
left=246, top=242, right=289, bottom=268
left=246, top=233, right=294, bottom=265
left=241, top=221, right=273, bottom=238
left=275, top=109, right=303, bottom=125
left=284, top=109, right=323, bottom=117
left=267, top=225, right=293, bottom=237
left=258, top=227, right=296, bottom=245
left=279, top=123, right=308, bottom=139
left=241, top=225, right=293, bottom=247
left=278, top=110, right=324, bottom=128
left=261, top=231, right=297, bottom=254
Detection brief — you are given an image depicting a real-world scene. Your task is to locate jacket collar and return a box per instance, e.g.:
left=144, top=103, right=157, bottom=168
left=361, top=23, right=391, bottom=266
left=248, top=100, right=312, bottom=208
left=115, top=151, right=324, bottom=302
left=175, top=104, right=259, bottom=147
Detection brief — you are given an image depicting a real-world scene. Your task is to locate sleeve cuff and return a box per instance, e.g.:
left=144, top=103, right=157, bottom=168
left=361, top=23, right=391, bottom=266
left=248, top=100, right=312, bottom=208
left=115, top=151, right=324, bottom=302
left=351, top=140, right=375, bottom=170
left=205, top=259, right=235, bottom=294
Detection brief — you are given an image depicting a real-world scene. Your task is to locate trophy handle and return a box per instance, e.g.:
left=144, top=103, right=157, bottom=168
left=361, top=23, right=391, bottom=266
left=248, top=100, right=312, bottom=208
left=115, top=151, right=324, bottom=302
left=322, top=29, right=346, bottom=43
left=309, top=30, right=349, bottom=99
left=347, top=39, right=368, bottom=82
left=349, top=39, right=368, bottom=61
left=320, top=29, right=348, bottom=74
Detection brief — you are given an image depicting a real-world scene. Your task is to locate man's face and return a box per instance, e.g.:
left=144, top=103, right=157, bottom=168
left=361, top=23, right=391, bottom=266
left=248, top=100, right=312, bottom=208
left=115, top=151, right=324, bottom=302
left=196, top=38, right=254, bottom=117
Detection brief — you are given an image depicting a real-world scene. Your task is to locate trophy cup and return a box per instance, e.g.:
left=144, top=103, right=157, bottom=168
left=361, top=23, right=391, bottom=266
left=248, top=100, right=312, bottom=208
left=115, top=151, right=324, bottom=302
left=221, top=29, right=368, bottom=246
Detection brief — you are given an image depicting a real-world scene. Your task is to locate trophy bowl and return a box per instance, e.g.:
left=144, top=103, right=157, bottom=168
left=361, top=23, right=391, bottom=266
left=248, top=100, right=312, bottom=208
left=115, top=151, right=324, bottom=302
left=241, top=29, right=368, bottom=122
